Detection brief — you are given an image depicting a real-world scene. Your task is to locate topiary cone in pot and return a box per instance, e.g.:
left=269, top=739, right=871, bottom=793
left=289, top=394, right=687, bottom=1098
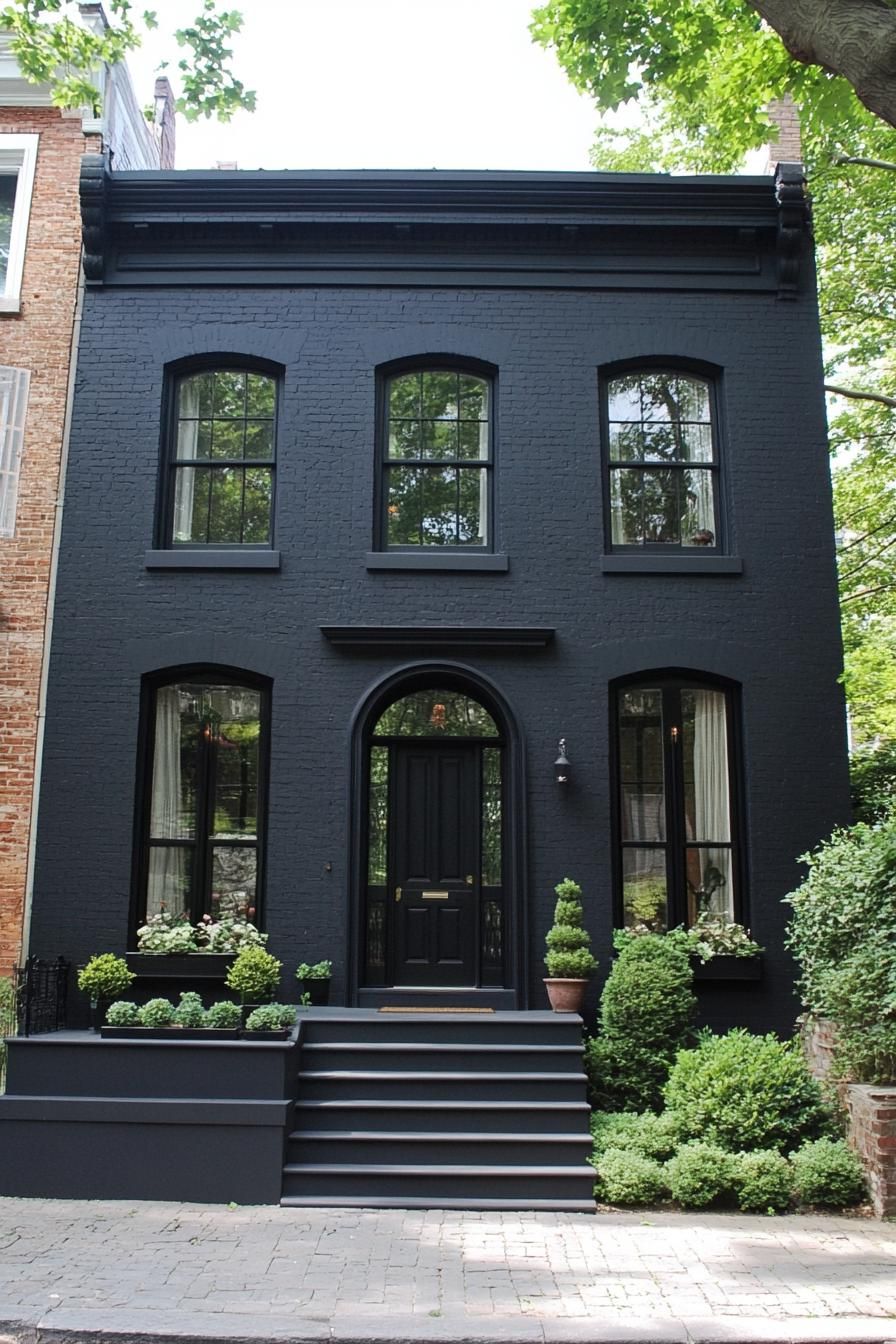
left=544, top=877, right=598, bottom=1013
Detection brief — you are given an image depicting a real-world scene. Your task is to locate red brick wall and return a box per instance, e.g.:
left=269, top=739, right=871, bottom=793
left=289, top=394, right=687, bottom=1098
left=0, top=108, right=100, bottom=975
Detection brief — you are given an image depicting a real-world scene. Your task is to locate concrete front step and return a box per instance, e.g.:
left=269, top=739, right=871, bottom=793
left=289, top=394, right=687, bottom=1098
left=292, top=1098, right=591, bottom=1134
left=299, top=1011, right=583, bottom=1047
left=285, top=1130, right=593, bottom=1165
left=280, top=1194, right=597, bottom=1212
left=297, top=1069, right=587, bottom=1103
left=299, top=1041, right=585, bottom=1073
left=280, top=1162, right=597, bottom=1204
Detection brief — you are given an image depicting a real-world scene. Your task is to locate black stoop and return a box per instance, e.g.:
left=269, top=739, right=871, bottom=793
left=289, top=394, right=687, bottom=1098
left=281, top=1010, right=595, bottom=1212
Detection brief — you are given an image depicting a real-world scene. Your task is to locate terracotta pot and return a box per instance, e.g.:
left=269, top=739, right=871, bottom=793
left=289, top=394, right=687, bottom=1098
left=543, top=977, right=588, bottom=1013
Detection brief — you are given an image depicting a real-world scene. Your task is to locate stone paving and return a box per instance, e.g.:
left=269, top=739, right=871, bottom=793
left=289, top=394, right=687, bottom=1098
left=2, top=1200, right=896, bottom=1343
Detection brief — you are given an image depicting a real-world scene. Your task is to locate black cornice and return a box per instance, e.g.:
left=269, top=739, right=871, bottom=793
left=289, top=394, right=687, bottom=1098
left=79, top=163, right=811, bottom=295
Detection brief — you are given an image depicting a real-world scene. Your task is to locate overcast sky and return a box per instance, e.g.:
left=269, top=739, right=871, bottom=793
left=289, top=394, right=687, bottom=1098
left=125, top=0, right=603, bottom=172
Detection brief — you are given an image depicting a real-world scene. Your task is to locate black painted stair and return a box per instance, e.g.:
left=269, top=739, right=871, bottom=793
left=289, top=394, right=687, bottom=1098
left=281, top=1010, right=595, bottom=1211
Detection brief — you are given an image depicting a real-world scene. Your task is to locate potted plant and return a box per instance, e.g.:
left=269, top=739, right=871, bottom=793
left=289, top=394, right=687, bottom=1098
left=128, top=911, right=267, bottom=980
left=77, top=954, right=136, bottom=1032
left=543, top=877, right=598, bottom=1013
left=685, top=915, right=763, bottom=982
left=295, top=959, right=332, bottom=1006
left=243, top=1002, right=297, bottom=1040
left=226, top=945, right=282, bottom=1017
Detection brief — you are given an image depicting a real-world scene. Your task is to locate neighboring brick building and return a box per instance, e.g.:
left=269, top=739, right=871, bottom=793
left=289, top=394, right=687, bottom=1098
left=0, top=14, right=174, bottom=976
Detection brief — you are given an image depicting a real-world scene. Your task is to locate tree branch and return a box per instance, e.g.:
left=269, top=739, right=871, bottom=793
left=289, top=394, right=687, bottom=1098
left=826, top=383, right=896, bottom=408
left=747, top=0, right=896, bottom=131
left=834, top=154, right=896, bottom=171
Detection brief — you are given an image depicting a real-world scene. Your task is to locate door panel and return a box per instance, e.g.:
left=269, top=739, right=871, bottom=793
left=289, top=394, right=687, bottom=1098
left=392, top=744, right=478, bottom=986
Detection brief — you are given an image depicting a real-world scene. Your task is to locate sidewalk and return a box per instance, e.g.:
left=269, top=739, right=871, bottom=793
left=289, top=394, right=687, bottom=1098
left=2, top=1199, right=896, bottom=1344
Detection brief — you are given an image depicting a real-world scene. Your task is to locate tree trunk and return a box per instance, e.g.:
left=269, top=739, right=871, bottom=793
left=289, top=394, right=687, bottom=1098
left=749, top=0, right=896, bottom=130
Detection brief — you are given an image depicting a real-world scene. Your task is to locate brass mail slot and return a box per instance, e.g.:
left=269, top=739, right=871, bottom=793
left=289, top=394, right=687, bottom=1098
left=422, top=890, right=449, bottom=900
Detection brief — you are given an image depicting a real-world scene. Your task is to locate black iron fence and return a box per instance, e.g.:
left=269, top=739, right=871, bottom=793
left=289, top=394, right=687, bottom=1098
left=0, top=957, right=70, bottom=1092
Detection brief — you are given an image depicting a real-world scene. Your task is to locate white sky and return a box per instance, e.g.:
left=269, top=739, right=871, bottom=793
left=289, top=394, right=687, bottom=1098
left=124, top=0, right=603, bottom=172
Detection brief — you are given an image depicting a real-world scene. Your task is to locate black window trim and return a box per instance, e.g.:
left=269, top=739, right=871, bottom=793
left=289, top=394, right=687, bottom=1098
left=157, top=353, right=283, bottom=552
left=600, top=357, right=726, bottom=556
left=374, top=354, right=498, bottom=554
left=131, top=665, right=272, bottom=944
left=610, top=669, right=747, bottom=933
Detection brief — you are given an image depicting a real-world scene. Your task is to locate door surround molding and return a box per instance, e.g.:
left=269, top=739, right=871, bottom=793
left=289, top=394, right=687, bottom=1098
left=346, top=660, right=529, bottom=1008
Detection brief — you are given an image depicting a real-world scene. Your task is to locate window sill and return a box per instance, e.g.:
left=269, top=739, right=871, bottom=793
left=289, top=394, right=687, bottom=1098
left=601, top=555, right=743, bottom=575
left=145, top=550, right=281, bottom=571
left=366, top=552, right=509, bottom=573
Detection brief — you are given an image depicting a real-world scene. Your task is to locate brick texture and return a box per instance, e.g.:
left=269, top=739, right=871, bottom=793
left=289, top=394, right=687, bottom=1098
left=0, top=109, right=101, bottom=975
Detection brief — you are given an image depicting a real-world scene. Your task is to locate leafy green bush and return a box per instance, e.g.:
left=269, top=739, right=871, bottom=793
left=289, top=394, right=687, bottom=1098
left=791, top=1139, right=866, bottom=1208
left=105, top=1000, right=140, bottom=1026
left=786, top=812, right=896, bottom=1083
left=226, top=946, right=282, bottom=1003
left=594, top=1148, right=667, bottom=1205
left=665, top=1142, right=736, bottom=1208
left=138, top=997, right=175, bottom=1027
left=205, top=999, right=241, bottom=1029
left=850, top=743, right=896, bottom=825
left=0, top=977, right=16, bottom=1090
left=244, top=1002, right=296, bottom=1031
left=591, top=1109, right=679, bottom=1162
left=77, top=954, right=135, bottom=1003
left=664, top=1029, right=829, bottom=1152
left=544, top=878, right=598, bottom=979
left=587, top=933, right=695, bottom=1112
left=295, top=960, right=332, bottom=980
left=733, top=1149, right=794, bottom=1212
left=173, top=992, right=206, bottom=1028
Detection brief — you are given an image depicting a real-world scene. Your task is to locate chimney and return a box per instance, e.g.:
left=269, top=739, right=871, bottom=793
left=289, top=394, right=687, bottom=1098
left=153, top=76, right=176, bottom=169
left=763, top=95, right=802, bottom=173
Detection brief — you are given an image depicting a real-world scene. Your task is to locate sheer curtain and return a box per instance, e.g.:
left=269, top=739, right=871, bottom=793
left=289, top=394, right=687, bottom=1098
left=692, top=689, right=731, bottom=916
left=172, top=381, right=198, bottom=542
left=148, top=686, right=186, bottom=917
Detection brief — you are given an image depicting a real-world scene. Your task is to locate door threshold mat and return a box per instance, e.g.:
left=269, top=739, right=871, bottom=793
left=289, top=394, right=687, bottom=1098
left=379, top=1006, right=495, bottom=1013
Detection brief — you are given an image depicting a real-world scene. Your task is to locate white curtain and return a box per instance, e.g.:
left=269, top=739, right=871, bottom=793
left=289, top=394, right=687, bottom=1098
left=147, top=686, right=187, bottom=916
left=692, top=689, right=731, bottom=915
left=172, top=380, right=199, bottom=542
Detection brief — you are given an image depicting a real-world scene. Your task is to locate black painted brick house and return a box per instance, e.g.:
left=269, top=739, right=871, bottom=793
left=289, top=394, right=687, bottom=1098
left=28, top=161, right=848, bottom=1033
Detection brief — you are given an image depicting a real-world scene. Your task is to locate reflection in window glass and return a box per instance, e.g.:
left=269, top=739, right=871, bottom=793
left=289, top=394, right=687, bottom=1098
left=374, top=689, right=498, bottom=737
left=145, top=680, right=264, bottom=923
left=607, top=372, right=717, bottom=548
left=384, top=368, right=490, bottom=548
left=482, top=748, right=502, bottom=885
left=368, top=746, right=389, bottom=884
left=171, top=369, right=275, bottom=545
left=0, top=174, right=16, bottom=289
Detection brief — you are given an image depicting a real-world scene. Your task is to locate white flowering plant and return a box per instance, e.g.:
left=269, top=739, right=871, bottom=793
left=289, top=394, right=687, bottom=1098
left=136, top=911, right=267, bottom=954
left=683, top=915, right=763, bottom=963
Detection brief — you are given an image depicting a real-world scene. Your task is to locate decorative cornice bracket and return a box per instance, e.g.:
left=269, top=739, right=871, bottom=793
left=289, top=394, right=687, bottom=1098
left=775, top=162, right=810, bottom=300
left=79, top=153, right=108, bottom=282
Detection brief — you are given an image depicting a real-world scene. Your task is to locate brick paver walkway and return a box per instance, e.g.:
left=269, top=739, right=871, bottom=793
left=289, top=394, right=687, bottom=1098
left=2, top=1200, right=896, bottom=1343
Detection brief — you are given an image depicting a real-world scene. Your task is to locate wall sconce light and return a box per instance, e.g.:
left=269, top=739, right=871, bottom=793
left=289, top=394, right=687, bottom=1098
left=554, top=737, right=571, bottom=786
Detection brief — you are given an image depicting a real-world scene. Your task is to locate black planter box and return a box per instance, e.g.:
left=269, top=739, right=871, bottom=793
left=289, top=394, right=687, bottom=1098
left=297, top=977, right=330, bottom=1006
left=126, top=953, right=235, bottom=978
left=242, top=1029, right=290, bottom=1041
left=101, top=1026, right=240, bottom=1040
left=692, top=954, right=763, bottom=982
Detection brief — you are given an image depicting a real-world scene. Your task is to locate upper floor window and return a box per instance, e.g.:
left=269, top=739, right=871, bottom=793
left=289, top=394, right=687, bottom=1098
left=605, top=369, right=721, bottom=550
left=164, top=365, right=277, bottom=547
left=379, top=363, right=493, bottom=549
left=0, top=134, right=38, bottom=313
left=139, top=674, right=269, bottom=928
left=615, top=676, right=741, bottom=932
left=0, top=366, right=30, bottom=538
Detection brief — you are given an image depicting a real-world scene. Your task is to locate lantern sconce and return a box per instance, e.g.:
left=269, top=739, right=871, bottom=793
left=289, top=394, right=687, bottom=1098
left=554, top=737, right=571, bottom=786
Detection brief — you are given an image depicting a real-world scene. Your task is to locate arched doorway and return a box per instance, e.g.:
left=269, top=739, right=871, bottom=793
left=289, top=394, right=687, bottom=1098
left=353, top=669, right=524, bottom=1006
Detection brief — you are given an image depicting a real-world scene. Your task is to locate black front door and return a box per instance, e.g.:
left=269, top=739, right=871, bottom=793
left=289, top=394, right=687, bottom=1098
left=391, top=743, right=478, bottom=986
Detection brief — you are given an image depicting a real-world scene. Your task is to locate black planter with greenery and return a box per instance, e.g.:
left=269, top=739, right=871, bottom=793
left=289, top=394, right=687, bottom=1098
left=296, top=960, right=332, bottom=1006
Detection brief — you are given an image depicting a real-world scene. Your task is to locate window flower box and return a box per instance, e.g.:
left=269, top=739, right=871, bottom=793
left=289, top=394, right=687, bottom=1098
left=125, top=952, right=235, bottom=979
left=100, top=1025, right=241, bottom=1039
left=691, top=953, right=763, bottom=982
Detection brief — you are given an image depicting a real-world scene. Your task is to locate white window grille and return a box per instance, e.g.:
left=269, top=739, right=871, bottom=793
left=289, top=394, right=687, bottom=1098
left=0, top=133, right=39, bottom=313
left=0, top=366, right=31, bottom=538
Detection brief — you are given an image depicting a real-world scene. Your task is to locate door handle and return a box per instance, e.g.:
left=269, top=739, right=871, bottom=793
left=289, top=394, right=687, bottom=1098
left=394, top=886, right=402, bottom=902
left=466, top=874, right=474, bottom=885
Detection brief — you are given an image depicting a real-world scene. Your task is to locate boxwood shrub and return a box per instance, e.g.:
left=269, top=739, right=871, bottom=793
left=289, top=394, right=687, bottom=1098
left=664, top=1029, right=830, bottom=1152
left=666, top=1142, right=736, bottom=1208
left=594, top=1148, right=667, bottom=1206
left=733, top=1149, right=794, bottom=1213
left=791, top=1139, right=866, bottom=1207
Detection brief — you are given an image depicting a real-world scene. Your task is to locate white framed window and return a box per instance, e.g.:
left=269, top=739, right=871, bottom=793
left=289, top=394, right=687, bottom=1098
left=0, top=133, right=39, bottom=313
left=0, top=366, right=31, bottom=538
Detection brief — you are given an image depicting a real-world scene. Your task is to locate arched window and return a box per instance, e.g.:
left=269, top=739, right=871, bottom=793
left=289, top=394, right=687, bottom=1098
left=377, top=362, right=494, bottom=550
left=604, top=368, right=721, bottom=550
left=614, top=676, right=742, bottom=930
left=162, top=363, right=278, bottom=547
left=139, top=674, right=269, bottom=926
